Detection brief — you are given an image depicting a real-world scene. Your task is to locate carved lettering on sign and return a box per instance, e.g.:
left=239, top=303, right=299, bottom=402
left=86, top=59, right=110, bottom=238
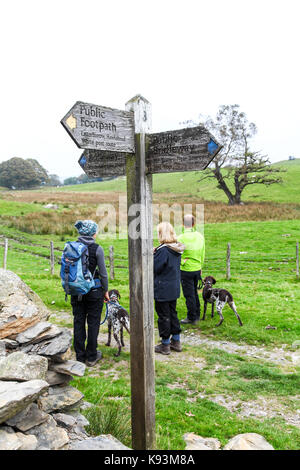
left=78, top=127, right=222, bottom=179
left=61, top=101, right=135, bottom=153
left=78, top=150, right=126, bottom=178
left=146, top=126, right=222, bottom=174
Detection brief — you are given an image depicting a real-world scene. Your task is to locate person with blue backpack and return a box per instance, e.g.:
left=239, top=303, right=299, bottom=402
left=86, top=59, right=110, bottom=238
left=61, top=220, right=109, bottom=367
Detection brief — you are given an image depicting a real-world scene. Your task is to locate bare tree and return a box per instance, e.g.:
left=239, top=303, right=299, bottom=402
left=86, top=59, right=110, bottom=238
left=189, top=105, right=284, bottom=205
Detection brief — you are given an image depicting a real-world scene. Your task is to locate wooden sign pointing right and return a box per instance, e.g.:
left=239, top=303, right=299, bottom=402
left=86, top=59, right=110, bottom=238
left=146, top=125, right=222, bottom=174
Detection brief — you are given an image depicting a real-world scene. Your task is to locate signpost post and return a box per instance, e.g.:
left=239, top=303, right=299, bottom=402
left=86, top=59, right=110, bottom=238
left=61, top=95, right=222, bottom=450
left=125, top=96, right=155, bottom=450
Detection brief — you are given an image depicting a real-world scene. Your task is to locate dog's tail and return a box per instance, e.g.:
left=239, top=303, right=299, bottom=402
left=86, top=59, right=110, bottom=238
left=122, top=316, right=130, bottom=335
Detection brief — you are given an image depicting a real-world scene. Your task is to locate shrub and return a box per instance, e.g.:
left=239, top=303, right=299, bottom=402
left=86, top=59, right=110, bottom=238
left=84, top=403, right=131, bottom=447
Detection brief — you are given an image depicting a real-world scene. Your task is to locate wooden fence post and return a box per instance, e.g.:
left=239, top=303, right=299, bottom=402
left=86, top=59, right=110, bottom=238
left=50, top=241, right=55, bottom=275
left=109, top=245, right=115, bottom=281
left=226, top=242, right=231, bottom=280
left=3, top=238, right=8, bottom=270
left=297, top=241, right=299, bottom=280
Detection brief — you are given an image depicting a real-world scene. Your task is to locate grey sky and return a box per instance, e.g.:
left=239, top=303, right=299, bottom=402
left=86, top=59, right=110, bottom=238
left=0, top=0, right=299, bottom=179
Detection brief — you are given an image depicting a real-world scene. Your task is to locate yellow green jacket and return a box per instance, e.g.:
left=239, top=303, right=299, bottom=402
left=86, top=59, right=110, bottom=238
left=177, top=228, right=205, bottom=272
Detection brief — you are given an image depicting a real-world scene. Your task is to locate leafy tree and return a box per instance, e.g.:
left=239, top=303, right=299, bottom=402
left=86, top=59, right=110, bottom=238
left=0, top=157, right=49, bottom=189
left=63, top=176, right=79, bottom=185
left=48, top=174, right=61, bottom=186
left=26, top=159, right=49, bottom=184
left=77, top=173, right=90, bottom=184
left=63, top=174, right=101, bottom=185
left=191, top=105, right=284, bottom=205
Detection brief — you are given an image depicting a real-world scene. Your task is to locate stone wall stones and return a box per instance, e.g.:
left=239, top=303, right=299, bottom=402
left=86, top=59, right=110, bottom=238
left=0, top=270, right=129, bottom=450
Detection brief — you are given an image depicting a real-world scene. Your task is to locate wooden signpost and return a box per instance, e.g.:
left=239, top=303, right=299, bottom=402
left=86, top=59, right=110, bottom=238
left=61, top=95, right=222, bottom=450
left=78, top=126, right=220, bottom=177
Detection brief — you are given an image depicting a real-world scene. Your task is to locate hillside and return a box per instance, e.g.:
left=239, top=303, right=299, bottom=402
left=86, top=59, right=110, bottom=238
left=54, top=159, right=300, bottom=204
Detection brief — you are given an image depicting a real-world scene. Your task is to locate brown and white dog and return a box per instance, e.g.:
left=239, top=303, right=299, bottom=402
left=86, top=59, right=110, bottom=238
left=202, top=276, right=243, bottom=327
left=105, top=289, right=130, bottom=356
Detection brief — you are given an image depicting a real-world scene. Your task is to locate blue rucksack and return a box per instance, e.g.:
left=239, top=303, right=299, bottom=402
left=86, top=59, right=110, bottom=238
left=60, top=241, right=99, bottom=300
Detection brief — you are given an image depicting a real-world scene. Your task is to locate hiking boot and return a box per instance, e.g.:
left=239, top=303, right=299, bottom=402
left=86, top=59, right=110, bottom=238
left=180, top=317, right=198, bottom=325
left=86, top=351, right=103, bottom=367
left=155, top=343, right=171, bottom=355
left=170, top=339, right=182, bottom=352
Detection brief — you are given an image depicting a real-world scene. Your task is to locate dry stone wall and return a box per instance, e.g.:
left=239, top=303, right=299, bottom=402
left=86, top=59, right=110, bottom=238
left=0, top=269, right=129, bottom=450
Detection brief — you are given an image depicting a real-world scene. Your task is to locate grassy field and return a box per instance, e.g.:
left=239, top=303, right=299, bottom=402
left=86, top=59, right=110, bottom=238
left=34, top=158, right=300, bottom=204
left=0, top=195, right=299, bottom=449
left=1, top=216, right=299, bottom=346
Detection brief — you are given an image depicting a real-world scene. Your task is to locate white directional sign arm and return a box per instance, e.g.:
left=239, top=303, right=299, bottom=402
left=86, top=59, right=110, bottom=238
left=61, top=101, right=135, bottom=153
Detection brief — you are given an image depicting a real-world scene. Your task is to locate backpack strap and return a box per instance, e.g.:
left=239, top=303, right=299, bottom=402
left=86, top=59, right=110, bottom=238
left=87, top=243, right=99, bottom=279
left=88, top=243, right=102, bottom=289
left=64, top=264, right=70, bottom=301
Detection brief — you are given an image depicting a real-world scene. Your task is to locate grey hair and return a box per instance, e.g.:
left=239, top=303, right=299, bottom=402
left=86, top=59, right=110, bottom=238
left=183, top=214, right=195, bottom=228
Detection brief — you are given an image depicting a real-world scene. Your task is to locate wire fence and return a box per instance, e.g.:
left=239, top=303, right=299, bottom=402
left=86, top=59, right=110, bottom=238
left=1, top=237, right=299, bottom=281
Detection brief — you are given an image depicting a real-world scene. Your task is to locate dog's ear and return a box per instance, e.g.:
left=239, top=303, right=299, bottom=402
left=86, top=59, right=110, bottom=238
left=116, top=290, right=121, bottom=299
left=212, top=277, right=216, bottom=284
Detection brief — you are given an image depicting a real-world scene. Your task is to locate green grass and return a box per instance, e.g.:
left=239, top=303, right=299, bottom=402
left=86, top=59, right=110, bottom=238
left=0, top=199, right=45, bottom=216
left=84, top=403, right=132, bottom=448
left=72, top=341, right=300, bottom=450
left=51, top=159, right=300, bottom=204
left=1, top=198, right=300, bottom=449
left=1, top=218, right=299, bottom=347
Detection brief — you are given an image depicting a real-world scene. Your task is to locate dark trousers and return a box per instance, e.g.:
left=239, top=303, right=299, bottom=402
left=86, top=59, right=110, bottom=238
left=155, top=300, right=181, bottom=340
left=180, top=270, right=201, bottom=321
left=71, top=289, right=104, bottom=362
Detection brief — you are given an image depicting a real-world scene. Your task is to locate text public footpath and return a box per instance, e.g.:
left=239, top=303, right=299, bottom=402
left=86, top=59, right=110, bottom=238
left=79, top=104, right=117, bottom=134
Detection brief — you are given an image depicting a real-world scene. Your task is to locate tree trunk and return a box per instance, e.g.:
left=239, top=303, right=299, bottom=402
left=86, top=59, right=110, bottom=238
left=232, top=189, right=242, bottom=204
left=233, top=173, right=243, bottom=205
left=213, top=167, right=236, bottom=205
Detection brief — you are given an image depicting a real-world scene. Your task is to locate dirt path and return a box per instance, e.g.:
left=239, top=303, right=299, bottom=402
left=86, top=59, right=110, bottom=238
left=50, top=309, right=300, bottom=367
left=181, top=331, right=300, bottom=367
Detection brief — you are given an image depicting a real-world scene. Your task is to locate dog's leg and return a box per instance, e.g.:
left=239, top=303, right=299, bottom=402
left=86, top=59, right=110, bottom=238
left=120, top=326, right=125, bottom=347
left=113, top=332, right=121, bottom=357
left=202, top=301, right=207, bottom=320
left=211, top=302, right=215, bottom=318
left=228, top=301, right=243, bottom=326
left=106, top=319, right=112, bottom=346
left=113, top=323, right=122, bottom=357
left=215, top=300, right=225, bottom=327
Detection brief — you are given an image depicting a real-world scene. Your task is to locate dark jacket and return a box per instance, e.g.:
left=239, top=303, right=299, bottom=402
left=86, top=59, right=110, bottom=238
left=153, top=242, right=185, bottom=302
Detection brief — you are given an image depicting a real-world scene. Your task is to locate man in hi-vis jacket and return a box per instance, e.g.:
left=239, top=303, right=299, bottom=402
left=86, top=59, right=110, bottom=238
left=178, top=214, right=205, bottom=325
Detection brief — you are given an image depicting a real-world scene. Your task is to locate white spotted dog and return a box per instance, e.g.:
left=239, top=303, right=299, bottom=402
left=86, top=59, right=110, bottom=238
left=202, top=276, right=243, bottom=327
left=105, top=289, right=130, bottom=357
